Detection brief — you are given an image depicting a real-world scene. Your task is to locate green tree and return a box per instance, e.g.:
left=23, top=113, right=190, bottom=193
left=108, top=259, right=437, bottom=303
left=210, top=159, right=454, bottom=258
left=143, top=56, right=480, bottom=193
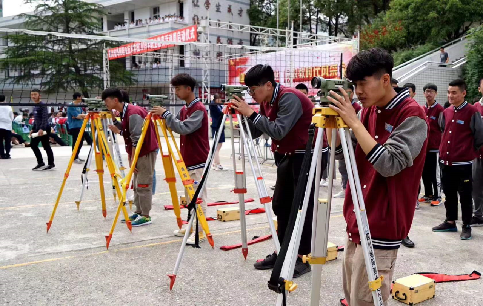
left=463, top=26, right=483, bottom=101
left=0, top=0, right=135, bottom=98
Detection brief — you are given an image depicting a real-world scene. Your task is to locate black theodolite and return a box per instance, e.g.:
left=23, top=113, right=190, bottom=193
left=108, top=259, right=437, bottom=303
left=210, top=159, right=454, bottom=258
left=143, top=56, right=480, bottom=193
left=146, top=94, right=169, bottom=107
left=221, top=84, right=248, bottom=102
left=83, top=98, right=108, bottom=112
left=311, top=77, right=353, bottom=106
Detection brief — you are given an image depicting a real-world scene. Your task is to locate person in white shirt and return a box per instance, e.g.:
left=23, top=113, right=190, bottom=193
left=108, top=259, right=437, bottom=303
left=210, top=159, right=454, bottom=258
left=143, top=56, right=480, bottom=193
left=13, top=112, right=23, bottom=123
left=0, top=94, right=14, bottom=159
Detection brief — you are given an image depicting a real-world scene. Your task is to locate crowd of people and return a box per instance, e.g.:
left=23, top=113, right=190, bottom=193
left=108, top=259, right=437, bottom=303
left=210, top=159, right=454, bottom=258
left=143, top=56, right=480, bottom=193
left=3, top=46, right=483, bottom=305
left=113, top=14, right=185, bottom=31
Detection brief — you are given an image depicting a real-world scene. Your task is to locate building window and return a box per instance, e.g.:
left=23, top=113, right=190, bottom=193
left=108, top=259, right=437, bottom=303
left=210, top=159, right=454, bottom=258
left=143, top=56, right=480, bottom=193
left=153, top=7, right=160, bottom=18
left=180, top=1, right=184, bottom=17
left=130, top=11, right=135, bottom=23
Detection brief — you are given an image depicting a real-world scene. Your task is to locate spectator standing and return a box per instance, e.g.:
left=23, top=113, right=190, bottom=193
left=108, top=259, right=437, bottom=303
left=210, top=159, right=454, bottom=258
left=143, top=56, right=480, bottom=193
left=471, top=78, right=483, bottom=226
left=30, top=89, right=55, bottom=170
left=209, top=94, right=225, bottom=170
left=0, top=95, right=14, bottom=159
left=67, top=92, right=93, bottom=163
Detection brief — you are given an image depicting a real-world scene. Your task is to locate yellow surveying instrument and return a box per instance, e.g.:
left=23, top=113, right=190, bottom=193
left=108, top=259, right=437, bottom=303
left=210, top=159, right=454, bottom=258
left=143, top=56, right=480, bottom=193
left=46, top=102, right=131, bottom=233
left=269, top=77, right=384, bottom=306
left=104, top=96, right=214, bottom=250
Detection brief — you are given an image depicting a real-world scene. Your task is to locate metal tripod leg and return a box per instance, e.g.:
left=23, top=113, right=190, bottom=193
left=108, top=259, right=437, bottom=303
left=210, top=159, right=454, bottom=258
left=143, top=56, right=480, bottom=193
left=75, top=133, right=95, bottom=210
left=275, top=127, right=324, bottom=306
left=168, top=115, right=226, bottom=289
left=308, top=128, right=337, bottom=306
left=239, top=115, right=280, bottom=253
left=230, top=114, right=248, bottom=259
left=339, top=128, right=384, bottom=306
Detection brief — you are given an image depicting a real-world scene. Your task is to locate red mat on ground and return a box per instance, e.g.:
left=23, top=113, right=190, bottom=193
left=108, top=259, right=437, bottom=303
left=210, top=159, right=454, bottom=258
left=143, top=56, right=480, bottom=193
left=164, top=198, right=255, bottom=210
left=416, top=271, right=481, bottom=283
left=220, top=235, right=272, bottom=251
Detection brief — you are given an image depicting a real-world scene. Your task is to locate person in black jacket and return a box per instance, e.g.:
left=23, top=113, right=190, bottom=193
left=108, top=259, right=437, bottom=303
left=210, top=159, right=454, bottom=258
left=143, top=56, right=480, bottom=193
left=209, top=94, right=225, bottom=170
left=30, top=89, right=55, bottom=170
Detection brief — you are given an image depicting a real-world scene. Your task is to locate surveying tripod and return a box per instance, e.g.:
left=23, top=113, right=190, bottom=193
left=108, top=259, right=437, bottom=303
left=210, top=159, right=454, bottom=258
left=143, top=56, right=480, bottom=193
left=168, top=103, right=280, bottom=290
left=104, top=112, right=215, bottom=249
left=268, top=106, right=384, bottom=306
left=46, top=111, right=131, bottom=233
left=75, top=113, right=129, bottom=213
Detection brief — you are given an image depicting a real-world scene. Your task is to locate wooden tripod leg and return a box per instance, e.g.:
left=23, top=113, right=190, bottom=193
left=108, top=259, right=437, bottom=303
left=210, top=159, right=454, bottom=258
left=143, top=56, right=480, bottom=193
left=46, top=114, right=91, bottom=233
left=92, top=116, right=107, bottom=218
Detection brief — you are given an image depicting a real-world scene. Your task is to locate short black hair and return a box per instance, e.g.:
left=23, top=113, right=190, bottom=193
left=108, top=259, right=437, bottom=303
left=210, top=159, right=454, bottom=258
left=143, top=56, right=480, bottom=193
left=423, top=83, right=438, bottom=92
left=73, top=92, right=82, bottom=100
left=244, top=64, right=276, bottom=87
left=0, top=95, right=5, bottom=102
left=346, top=48, right=394, bottom=82
left=31, top=89, right=40, bottom=94
left=390, top=78, right=398, bottom=86
left=120, top=90, right=130, bottom=103
left=101, top=88, right=123, bottom=102
left=403, top=83, right=416, bottom=93
left=295, top=83, right=308, bottom=91
left=478, top=78, right=483, bottom=87
left=14, top=112, right=18, bottom=116
left=448, top=79, right=467, bottom=92
left=171, top=73, right=197, bottom=92
left=213, top=93, right=220, bottom=100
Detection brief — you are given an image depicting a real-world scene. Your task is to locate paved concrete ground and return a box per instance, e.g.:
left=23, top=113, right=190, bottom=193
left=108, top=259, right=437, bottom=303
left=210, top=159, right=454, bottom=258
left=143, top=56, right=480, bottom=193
left=1, top=139, right=483, bottom=306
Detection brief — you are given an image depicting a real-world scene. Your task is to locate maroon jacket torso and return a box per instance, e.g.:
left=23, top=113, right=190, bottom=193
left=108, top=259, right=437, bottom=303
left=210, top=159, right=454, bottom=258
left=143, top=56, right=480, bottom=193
left=474, top=101, right=483, bottom=159
left=439, top=102, right=478, bottom=165
left=424, top=102, right=444, bottom=152
left=121, top=104, right=158, bottom=159
left=344, top=95, right=428, bottom=249
left=179, top=101, right=210, bottom=169
left=260, top=86, right=314, bottom=154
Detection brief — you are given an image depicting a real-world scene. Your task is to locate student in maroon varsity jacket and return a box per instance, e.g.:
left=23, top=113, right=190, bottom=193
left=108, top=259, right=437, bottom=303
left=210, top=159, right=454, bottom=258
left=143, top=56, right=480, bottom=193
left=328, top=48, right=428, bottom=306
left=432, top=79, right=483, bottom=240
left=103, top=88, right=158, bottom=227
left=151, top=74, right=210, bottom=245
left=230, top=64, right=320, bottom=279
left=419, top=83, right=444, bottom=205
left=471, top=78, right=483, bottom=227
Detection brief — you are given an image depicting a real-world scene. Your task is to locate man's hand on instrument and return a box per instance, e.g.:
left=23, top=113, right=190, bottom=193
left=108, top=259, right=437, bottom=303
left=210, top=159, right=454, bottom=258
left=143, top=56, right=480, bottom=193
left=230, top=95, right=254, bottom=117
left=108, top=125, right=120, bottom=134
left=38, top=129, right=44, bottom=136
left=151, top=106, right=167, bottom=116
left=328, top=87, right=359, bottom=129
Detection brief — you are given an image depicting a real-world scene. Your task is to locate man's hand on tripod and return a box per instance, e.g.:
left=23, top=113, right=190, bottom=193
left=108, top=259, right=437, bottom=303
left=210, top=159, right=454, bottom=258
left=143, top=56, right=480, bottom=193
left=327, top=87, right=359, bottom=128
left=230, top=96, right=254, bottom=117
left=108, top=125, right=121, bottom=134
left=151, top=106, right=167, bottom=116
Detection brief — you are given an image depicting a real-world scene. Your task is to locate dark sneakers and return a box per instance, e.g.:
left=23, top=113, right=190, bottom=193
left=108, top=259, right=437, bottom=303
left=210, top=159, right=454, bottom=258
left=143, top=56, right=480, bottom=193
left=42, top=164, right=55, bottom=171
left=32, top=163, right=45, bottom=171
left=254, top=252, right=277, bottom=270
left=401, top=236, right=415, bottom=248
left=293, top=257, right=311, bottom=278
left=470, top=216, right=483, bottom=227
left=432, top=221, right=457, bottom=232
left=461, top=225, right=472, bottom=240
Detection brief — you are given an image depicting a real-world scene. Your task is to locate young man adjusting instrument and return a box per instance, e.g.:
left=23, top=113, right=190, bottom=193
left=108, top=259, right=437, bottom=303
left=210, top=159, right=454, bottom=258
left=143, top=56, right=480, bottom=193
left=328, top=48, right=428, bottom=306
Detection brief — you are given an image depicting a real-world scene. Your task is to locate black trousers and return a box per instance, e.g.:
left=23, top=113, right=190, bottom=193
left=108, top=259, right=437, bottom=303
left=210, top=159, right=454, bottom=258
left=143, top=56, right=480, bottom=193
left=49, top=133, right=67, bottom=146
left=30, top=133, right=54, bottom=166
left=272, top=152, right=327, bottom=255
left=0, top=129, right=12, bottom=158
left=69, top=128, right=93, bottom=159
left=441, top=164, right=473, bottom=225
left=422, top=151, right=439, bottom=198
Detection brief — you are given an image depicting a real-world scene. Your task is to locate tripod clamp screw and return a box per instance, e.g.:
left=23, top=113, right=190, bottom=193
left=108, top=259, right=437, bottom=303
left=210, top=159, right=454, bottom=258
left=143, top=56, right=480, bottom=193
left=284, top=280, right=298, bottom=292
left=302, top=254, right=327, bottom=265
left=368, top=275, right=384, bottom=291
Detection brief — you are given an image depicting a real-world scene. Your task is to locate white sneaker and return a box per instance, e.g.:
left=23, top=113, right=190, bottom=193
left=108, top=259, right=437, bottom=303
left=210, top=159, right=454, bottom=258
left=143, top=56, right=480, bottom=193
left=173, top=228, right=188, bottom=237
left=320, top=179, right=329, bottom=187
left=333, top=190, right=345, bottom=198
left=186, top=231, right=205, bottom=245
left=74, top=158, right=83, bottom=164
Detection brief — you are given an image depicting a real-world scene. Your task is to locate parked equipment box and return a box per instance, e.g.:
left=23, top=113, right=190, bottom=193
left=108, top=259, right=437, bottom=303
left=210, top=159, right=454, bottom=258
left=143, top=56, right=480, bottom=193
left=392, top=274, right=435, bottom=305
left=180, top=196, right=187, bottom=206
left=217, top=207, right=240, bottom=222
left=327, top=242, right=338, bottom=261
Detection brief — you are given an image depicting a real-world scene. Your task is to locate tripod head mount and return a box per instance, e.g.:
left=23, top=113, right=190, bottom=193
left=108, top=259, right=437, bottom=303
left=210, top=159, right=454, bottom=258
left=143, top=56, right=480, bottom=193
left=311, top=77, right=353, bottom=106
left=221, top=84, right=248, bottom=102
left=146, top=94, right=169, bottom=107
left=312, top=107, right=348, bottom=128
left=83, top=98, right=108, bottom=112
